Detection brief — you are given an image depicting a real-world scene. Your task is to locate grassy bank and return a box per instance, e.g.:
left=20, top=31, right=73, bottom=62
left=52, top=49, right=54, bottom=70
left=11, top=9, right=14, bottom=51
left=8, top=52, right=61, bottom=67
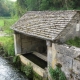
left=0, top=20, right=4, bottom=26
left=0, top=17, right=18, bottom=56
left=0, top=17, right=18, bottom=34
left=0, top=36, right=14, bottom=56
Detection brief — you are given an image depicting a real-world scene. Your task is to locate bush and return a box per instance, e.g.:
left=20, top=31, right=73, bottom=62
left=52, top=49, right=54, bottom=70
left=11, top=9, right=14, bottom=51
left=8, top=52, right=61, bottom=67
left=0, top=36, right=15, bottom=56
left=0, top=43, right=4, bottom=54
left=21, top=63, right=33, bottom=79
left=49, top=66, right=67, bottom=80
left=13, top=55, right=21, bottom=68
left=21, top=63, right=43, bottom=80
left=33, top=71, right=43, bottom=80
left=0, top=17, right=18, bottom=56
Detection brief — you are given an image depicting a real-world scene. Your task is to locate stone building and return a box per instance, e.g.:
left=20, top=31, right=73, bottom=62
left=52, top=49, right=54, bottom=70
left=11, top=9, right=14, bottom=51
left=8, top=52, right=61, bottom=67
left=11, top=10, right=80, bottom=79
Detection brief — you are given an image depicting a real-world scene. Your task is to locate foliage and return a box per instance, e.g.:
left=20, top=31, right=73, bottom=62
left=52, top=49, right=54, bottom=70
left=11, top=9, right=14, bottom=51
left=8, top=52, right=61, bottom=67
left=33, top=71, right=43, bottom=80
left=0, top=43, right=4, bottom=54
left=21, top=63, right=33, bottom=79
left=0, top=20, right=4, bottom=27
left=16, top=0, right=80, bottom=15
left=0, top=0, right=16, bottom=17
left=3, top=18, right=18, bottom=34
left=0, top=36, right=14, bottom=56
left=27, top=0, right=41, bottom=11
left=0, top=0, right=80, bottom=17
left=40, top=0, right=50, bottom=10
left=66, top=37, right=80, bottom=47
left=13, top=55, right=21, bottom=68
left=0, top=17, right=18, bottom=34
left=21, top=63, right=43, bottom=80
left=49, top=66, right=67, bottom=80
left=16, top=0, right=27, bottom=17
left=0, top=17, right=18, bottom=56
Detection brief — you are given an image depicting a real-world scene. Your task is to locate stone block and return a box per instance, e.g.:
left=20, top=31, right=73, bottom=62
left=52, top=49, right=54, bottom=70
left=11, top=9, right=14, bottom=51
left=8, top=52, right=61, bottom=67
left=57, top=53, right=73, bottom=79
left=73, top=60, right=80, bottom=74
left=58, top=54, right=73, bottom=69
left=55, top=44, right=79, bottom=58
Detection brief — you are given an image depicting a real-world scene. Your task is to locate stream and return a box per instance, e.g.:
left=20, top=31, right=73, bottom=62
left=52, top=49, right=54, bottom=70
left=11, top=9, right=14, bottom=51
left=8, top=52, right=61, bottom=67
left=0, top=31, right=29, bottom=80
left=0, top=56, right=28, bottom=80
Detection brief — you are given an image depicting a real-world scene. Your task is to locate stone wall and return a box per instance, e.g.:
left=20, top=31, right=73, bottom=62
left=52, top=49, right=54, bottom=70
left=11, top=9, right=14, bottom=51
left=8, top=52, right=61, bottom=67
left=55, top=44, right=80, bottom=80
left=19, top=54, right=46, bottom=77
left=58, top=12, right=80, bottom=43
left=21, top=34, right=47, bottom=54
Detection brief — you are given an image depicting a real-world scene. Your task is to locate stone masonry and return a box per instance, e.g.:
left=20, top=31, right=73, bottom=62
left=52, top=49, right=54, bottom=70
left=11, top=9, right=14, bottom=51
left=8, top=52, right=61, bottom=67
left=55, top=44, right=80, bottom=80
left=12, top=10, right=80, bottom=80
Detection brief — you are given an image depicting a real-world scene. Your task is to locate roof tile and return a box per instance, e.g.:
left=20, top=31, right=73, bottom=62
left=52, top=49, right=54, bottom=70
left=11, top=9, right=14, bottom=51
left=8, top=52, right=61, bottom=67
left=11, top=10, right=77, bottom=41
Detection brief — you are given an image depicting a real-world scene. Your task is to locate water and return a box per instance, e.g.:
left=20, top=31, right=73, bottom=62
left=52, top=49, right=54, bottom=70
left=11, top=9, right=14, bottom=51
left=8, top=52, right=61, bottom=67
left=0, top=56, right=28, bottom=80
left=22, top=53, right=47, bottom=69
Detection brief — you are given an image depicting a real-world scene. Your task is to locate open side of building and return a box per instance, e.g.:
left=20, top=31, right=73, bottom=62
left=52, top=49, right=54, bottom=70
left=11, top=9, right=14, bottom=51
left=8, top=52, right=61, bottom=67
left=11, top=10, right=80, bottom=79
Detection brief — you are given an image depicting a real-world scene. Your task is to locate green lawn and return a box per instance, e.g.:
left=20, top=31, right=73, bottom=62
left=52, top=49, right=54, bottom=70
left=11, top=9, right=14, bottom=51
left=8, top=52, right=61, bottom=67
left=0, top=20, right=4, bottom=27
left=0, top=17, right=18, bottom=34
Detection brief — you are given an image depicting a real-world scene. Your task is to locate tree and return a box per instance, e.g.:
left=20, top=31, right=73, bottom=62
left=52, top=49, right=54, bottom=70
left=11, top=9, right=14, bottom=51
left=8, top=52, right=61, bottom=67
left=0, top=0, right=10, bottom=16
left=16, top=0, right=80, bottom=17
left=16, top=0, right=27, bottom=17
left=0, top=0, right=16, bottom=17
left=40, top=0, right=49, bottom=10
left=27, top=0, right=41, bottom=11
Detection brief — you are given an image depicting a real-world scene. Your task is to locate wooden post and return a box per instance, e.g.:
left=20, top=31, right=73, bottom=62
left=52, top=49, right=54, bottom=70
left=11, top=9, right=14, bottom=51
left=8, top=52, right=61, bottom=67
left=46, top=40, right=52, bottom=80
left=51, top=43, right=57, bottom=68
left=46, top=41, right=57, bottom=80
left=14, top=32, right=21, bottom=55
left=46, top=40, right=52, bottom=66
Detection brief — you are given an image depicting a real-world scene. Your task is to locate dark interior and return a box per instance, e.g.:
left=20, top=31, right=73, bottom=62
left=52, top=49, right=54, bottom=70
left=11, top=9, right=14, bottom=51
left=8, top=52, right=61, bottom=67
left=22, top=53, right=47, bottom=69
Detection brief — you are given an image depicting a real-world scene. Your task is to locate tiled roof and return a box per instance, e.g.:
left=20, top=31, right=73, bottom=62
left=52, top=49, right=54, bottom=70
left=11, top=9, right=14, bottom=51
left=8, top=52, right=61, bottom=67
left=11, top=10, right=77, bottom=41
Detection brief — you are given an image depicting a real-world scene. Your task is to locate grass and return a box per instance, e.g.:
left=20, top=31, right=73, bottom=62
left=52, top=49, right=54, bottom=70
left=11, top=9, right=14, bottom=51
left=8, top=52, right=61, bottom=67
left=49, top=66, right=67, bottom=80
left=0, top=17, right=18, bottom=56
left=21, top=63, right=43, bottom=80
left=0, top=20, right=4, bottom=27
left=0, top=17, right=18, bottom=34
left=66, top=37, right=80, bottom=47
left=0, top=17, right=10, bottom=27
left=0, top=36, right=14, bottom=56
left=3, top=18, right=17, bottom=34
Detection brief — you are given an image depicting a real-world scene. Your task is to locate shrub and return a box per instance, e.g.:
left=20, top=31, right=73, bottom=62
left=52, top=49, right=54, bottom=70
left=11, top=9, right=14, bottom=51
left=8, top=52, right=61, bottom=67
left=21, top=63, right=44, bottom=80
left=33, top=71, right=43, bottom=80
left=0, top=43, right=4, bottom=54
left=13, top=55, right=21, bottom=68
left=0, top=36, right=15, bottom=56
left=21, top=63, right=33, bottom=79
left=49, top=66, right=67, bottom=80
